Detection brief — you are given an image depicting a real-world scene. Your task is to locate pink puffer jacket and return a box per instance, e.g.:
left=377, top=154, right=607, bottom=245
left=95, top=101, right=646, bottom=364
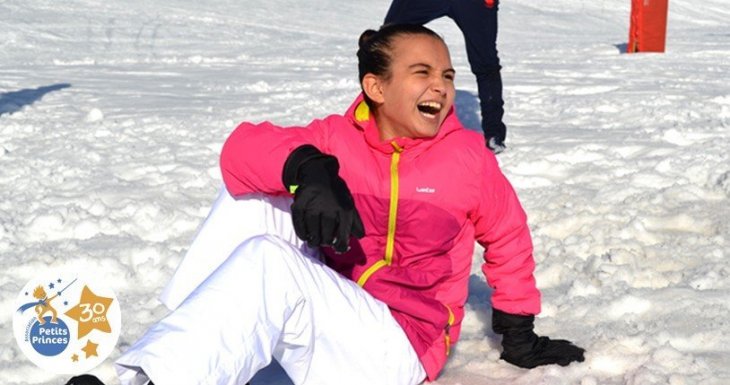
left=220, top=94, right=541, bottom=380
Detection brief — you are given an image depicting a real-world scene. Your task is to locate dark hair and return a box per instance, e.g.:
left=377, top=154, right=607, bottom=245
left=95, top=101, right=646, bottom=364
left=357, top=24, right=444, bottom=91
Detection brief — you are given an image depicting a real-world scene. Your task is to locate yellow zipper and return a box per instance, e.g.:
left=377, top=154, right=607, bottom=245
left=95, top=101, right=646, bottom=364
left=445, top=304, right=455, bottom=356
left=384, top=141, right=402, bottom=265
left=357, top=141, right=403, bottom=287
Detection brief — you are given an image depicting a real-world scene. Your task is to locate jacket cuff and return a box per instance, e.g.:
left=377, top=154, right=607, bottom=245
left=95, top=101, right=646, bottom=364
left=492, top=308, right=535, bottom=335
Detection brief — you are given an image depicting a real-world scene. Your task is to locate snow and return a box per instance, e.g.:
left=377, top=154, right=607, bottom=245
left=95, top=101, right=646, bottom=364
left=1, top=0, right=729, bottom=384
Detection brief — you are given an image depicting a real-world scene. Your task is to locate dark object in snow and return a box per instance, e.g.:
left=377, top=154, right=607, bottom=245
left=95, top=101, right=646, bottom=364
left=492, top=308, right=586, bottom=368
left=64, top=375, right=105, bottom=385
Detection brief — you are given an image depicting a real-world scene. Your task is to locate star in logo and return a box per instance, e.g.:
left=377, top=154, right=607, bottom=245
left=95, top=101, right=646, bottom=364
left=64, top=285, right=114, bottom=339
left=71, top=353, right=79, bottom=362
left=81, top=340, right=99, bottom=358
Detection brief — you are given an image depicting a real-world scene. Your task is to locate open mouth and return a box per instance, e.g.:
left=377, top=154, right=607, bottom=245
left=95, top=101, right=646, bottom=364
left=417, top=101, right=443, bottom=118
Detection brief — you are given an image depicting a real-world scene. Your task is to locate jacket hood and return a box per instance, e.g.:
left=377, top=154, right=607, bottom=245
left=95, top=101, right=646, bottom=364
left=344, top=93, right=464, bottom=156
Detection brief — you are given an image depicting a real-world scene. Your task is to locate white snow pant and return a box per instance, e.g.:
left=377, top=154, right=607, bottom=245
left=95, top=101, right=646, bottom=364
left=115, top=189, right=425, bottom=385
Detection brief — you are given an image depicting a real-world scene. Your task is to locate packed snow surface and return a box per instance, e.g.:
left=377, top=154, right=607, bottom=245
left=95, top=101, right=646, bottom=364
left=1, top=0, right=729, bottom=384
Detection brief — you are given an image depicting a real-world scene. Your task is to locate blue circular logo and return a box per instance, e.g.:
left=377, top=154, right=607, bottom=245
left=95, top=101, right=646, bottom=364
left=29, top=316, right=70, bottom=356
left=14, top=272, right=122, bottom=374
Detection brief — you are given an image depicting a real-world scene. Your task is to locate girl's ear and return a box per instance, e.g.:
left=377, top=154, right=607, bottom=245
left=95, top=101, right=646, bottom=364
left=362, top=74, right=385, bottom=104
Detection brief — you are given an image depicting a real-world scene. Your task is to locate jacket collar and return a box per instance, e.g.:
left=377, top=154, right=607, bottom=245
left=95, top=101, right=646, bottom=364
left=344, top=93, right=463, bottom=155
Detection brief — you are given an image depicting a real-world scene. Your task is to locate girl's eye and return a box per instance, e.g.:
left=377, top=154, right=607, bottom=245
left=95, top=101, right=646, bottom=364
left=444, top=74, right=455, bottom=81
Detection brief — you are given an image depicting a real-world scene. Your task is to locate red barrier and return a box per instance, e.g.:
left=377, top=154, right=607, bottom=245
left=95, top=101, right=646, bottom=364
left=628, top=0, right=669, bottom=53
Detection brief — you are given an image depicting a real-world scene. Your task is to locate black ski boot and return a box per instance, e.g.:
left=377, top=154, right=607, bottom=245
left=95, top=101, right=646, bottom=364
left=65, top=375, right=105, bottom=385
left=65, top=374, right=156, bottom=385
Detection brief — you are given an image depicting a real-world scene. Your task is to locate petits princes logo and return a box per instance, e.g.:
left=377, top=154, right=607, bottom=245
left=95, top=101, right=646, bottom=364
left=12, top=272, right=121, bottom=374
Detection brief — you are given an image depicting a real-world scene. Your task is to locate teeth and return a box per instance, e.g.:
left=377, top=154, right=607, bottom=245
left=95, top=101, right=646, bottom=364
left=417, top=101, right=443, bottom=118
left=418, top=101, right=442, bottom=110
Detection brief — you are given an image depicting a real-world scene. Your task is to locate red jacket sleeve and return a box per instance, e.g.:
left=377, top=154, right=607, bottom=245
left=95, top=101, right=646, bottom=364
left=472, top=151, right=541, bottom=316
left=220, top=118, right=332, bottom=197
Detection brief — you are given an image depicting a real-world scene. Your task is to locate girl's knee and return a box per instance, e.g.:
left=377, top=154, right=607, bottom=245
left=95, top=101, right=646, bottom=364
left=235, top=234, right=298, bottom=257
left=224, top=234, right=306, bottom=271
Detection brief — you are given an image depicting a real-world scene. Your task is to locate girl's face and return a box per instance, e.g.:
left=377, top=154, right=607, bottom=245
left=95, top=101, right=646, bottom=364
left=367, top=34, right=455, bottom=141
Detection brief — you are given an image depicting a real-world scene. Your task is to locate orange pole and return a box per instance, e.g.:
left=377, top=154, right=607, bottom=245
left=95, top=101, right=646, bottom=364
left=628, top=0, right=669, bottom=53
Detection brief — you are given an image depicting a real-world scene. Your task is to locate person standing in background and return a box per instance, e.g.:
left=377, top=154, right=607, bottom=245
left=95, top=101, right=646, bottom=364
left=384, top=0, right=508, bottom=153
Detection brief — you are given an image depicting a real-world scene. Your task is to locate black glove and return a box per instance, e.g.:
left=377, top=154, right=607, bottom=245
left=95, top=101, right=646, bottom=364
left=283, top=145, right=365, bottom=253
left=492, top=308, right=585, bottom=369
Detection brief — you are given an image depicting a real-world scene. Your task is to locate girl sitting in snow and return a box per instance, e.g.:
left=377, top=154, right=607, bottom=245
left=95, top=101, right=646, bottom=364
left=72, top=24, right=584, bottom=385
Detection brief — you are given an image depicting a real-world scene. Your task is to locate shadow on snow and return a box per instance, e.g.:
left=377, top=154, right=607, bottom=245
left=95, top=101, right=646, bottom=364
left=454, top=89, right=481, bottom=134
left=0, top=83, right=71, bottom=116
